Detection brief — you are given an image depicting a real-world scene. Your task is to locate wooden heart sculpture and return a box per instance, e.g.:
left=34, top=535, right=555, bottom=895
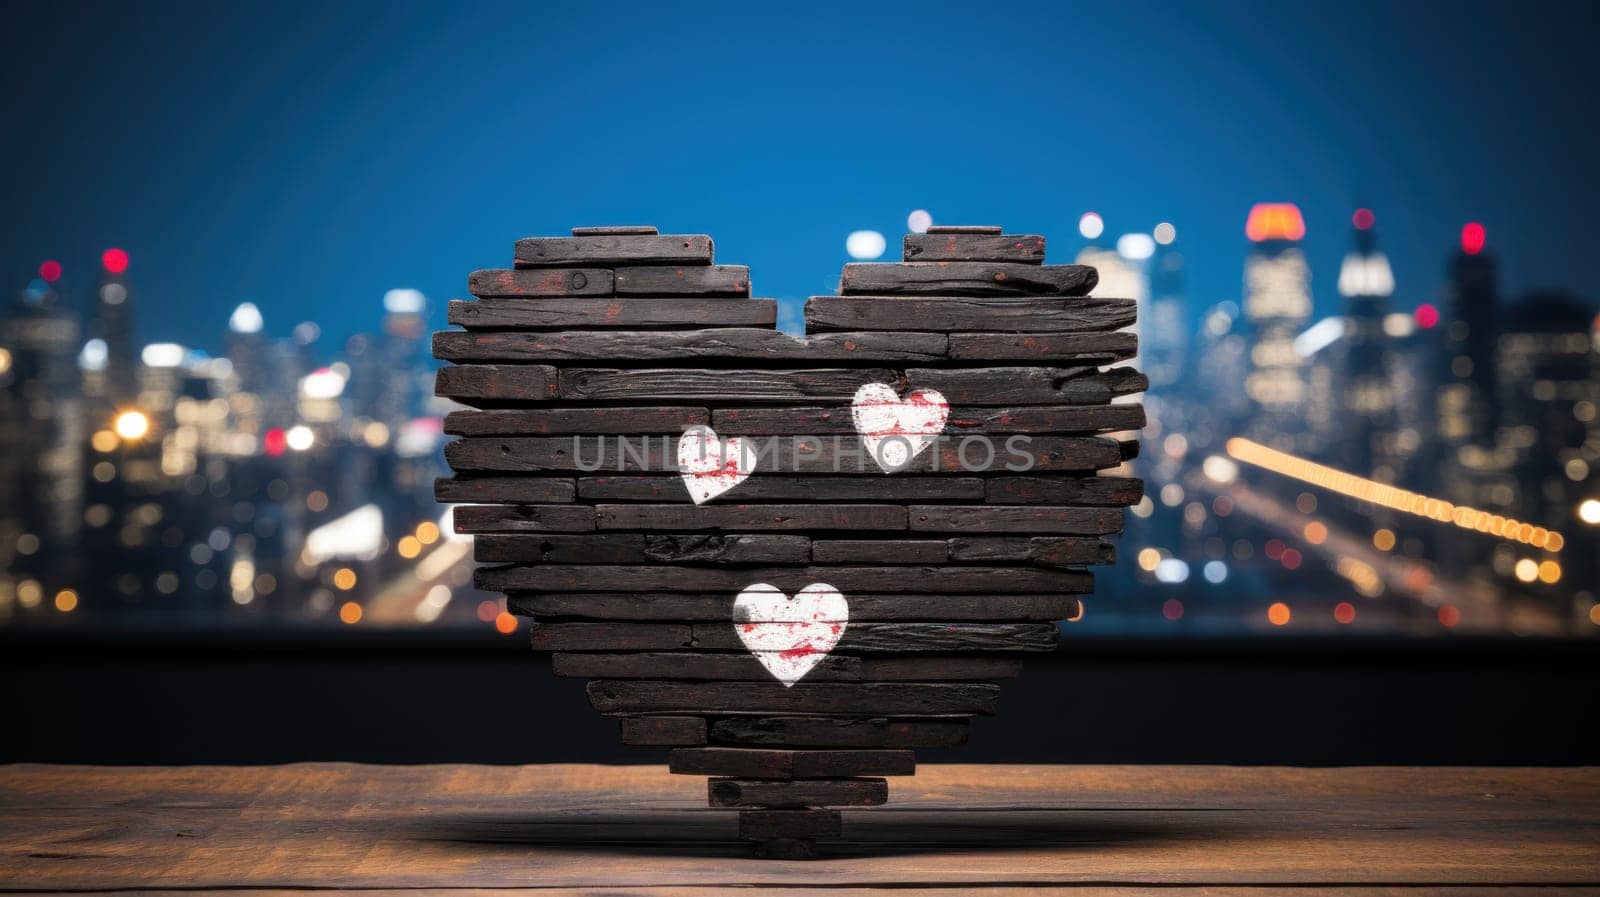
left=433, top=224, right=1145, bottom=857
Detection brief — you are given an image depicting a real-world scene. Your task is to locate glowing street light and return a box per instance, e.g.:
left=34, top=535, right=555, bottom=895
left=286, top=425, right=315, bottom=451
left=1580, top=499, right=1600, bottom=525
left=113, top=410, right=150, bottom=441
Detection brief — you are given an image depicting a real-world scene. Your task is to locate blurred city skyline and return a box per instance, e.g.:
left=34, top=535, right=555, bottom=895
left=5, top=0, right=1600, bottom=353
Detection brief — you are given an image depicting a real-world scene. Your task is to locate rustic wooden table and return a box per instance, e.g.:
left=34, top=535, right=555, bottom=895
left=3, top=763, right=1597, bottom=895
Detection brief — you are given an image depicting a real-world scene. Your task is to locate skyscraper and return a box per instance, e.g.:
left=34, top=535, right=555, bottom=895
left=1336, top=208, right=1397, bottom=474
left=1240, top=203, right=1313, bottom=451
left=1438, top=223, right=1499, bottom=447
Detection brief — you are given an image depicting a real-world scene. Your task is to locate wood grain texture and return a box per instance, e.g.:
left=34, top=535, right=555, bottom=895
left=576, top=475, right=986, bottom=502
left=514, top=593, right=1079, bottom=623
left=554, top=651, right=863, bottom=681
left=619, top=715, right=706, bottom=745
left=805, top=295, right=1135, bottom=332
left=840, top=263, right=1095, bottom=296
left=588, top=681, right=1002, bottom=715
left=6, top=764, right=1595, bottom=888
left=906, top=366, right=1147, bottom=405
left=593, top=504, right=907, bottom=531
left=444, top=435, right=1120, bottom=475
left=445, top=407, right=710, bottom=436
left=738, top=808, right=842, bottom=839
left=468, top=268, right=614, bottom=297
left=709, top=777, right=890, bottom=808
left=712, top=717, right=970, bottom=747
left=433, top=329, right=947, bottom=362
left=433, top=476, right=576, bottom=504
left=449, top=297, right=778, bottom=329
left=903, top=233, right=1045, bottom=263
left=712, top=403, right=1147, bottom=435
left=614, top=265, right=750, bottom=296
left=810, top=539, right=948, bottom=564
left=908, top=505, right=1124, bottom=534
left=671, top=748, right=915, bottom=778
left=947, top=331, right=1138, bottom=362
left=572, top=225, right=657, bottom=235
left=515, top=234, right=713, bottom=267
left=483, top=565, right=1090, bottom=594
left=449, top=504, right=596, bottom=534
left=559, top=367, right=896, bottom=402
left=985, top=475, right=1144, bottom=506
left=475, top=533, right=647, bottom=563
left=948, top=536, right=1116, bottom=566
left=434, top=364, right=558, bottom=403
left=524, top=622, right=1058, bottom=654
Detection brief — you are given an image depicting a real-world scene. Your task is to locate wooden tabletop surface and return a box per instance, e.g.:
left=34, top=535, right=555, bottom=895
left=3, top=763, right=1598, bottom=895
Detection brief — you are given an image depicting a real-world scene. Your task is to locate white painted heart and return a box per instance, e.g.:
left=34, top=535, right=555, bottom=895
left=677, top=425, right=756, bottom=504
left=732, top=583, right=849, bottom=686
left=851, top=383, right=950, bottom=473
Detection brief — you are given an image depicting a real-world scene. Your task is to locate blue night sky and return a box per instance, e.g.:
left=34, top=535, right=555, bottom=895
left=4, top=0, right=1597, bottom=353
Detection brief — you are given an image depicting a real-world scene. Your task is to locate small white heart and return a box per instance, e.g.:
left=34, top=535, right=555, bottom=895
left=677, top=425, right=756, bottom=504
left=852, top=383, right=950, bottom=473
left=732, top=583, right=849, bottom=686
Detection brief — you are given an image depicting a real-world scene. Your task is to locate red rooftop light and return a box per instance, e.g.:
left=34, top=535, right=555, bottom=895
left=39, top=260, right=62, bottom=282
left=1460, top=222, right=1486, bottom=256
left=1414, top=303, right=1440, bottom=329
left=1245, top=203, right=1306, bottom=242
left=101, top=248, right=130, bottom=274
left=1352, top=208, right=1375, bottom=230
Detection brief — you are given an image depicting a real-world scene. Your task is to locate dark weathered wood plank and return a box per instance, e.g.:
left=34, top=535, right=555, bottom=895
left=906, top=366, right=1147, bottom=405
left=860, top=656, right=1026, bottom=681
left=946, top=404, right=1147, bottom=434
left=810, top=540, right=947, bottom=564
left=948, top=536, right=1116, bottom=566
left=645, top=534, right=812, bottom=564
left=530, top=622, right=693, bottom=651
left=590, top=681, right=1001, bottom=716
left=576, top=475, right=986, bottom=502
left=559, top=368, right=895, bottom=402
left=693, top=622, right=1060, bottom=654
left=470, top=534, right=813, bottom=565
left=738, top=808, right=841, bottom=840
left=450, top=297, right=778, bottom=329
left=805, top=295, right=1135, bottom=332
left=472, top=534, right=647, bottom=564
left=484, top=565, right=1090, bottom=594
left=515, top=234, right=712, bottom=267
left=445, top=407, right=710, bottom=436
left=671, top=748, right=915, bottom=779
left=709, top=777, right=889, bottom=808
left=554, top=651, right=863, bottom=681
left=618, top=715, right=705, bottom=746
left=985, top=475, right=1144, bottom=506
left=512, top=593, right=1080, bottom=623
left=909, top=505, right=1125, bottom=534
left=572, top=225, right=657, bottom=235
left=926, top=225, right=1002, bottom=234
left=449, top=505, right=596, bottom=534
left=711, top=716, right=970, bottom=747
left=433, top=329, right=946, bottom=363
left=713, top=403, right=1146, bottom=435
left=614, top=265, right=750, bottom=296
left=433, top=476, right=575, bottom=504
left=840, top=263, right=1095, bottom=296
left=903, top=233, right=1045, bottom=263
left=445, top=435, right=1119, bottom=475
left=594, top=504, right=906, bottom=531
left=469, top=268, right=614, bottom=297
left=948, top=331, right=1138, bottom=363
left=434, top=364, right=558, bottom=403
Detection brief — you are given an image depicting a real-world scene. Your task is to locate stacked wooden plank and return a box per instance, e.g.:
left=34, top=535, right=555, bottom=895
left=433, top=223, right=1144, bottom=858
